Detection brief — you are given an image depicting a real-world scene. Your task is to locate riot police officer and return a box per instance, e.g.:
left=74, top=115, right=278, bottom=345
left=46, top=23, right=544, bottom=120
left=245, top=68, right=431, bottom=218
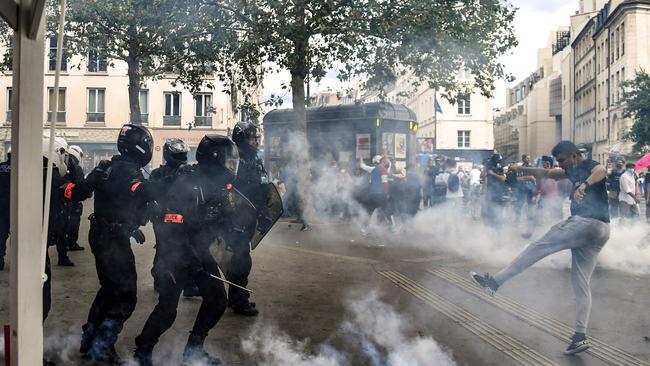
left=64, top=145, right=85, bottom=252
left=134, top=135, right=256, bottom=366
left=229, top=122, right=267, bottom=316
left=148, top=138, right=198, bottom=296
left=64, top=124, right=154, bottom=364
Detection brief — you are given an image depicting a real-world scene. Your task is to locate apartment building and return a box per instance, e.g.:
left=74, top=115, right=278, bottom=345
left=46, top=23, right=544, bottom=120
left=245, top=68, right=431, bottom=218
left=569, top=0, right=650, bottom=163
left=494, top=29, right=569, bottom=162
left=0, top=38, right=257, bottom=170
left=364, top=72, right=494, bottom=164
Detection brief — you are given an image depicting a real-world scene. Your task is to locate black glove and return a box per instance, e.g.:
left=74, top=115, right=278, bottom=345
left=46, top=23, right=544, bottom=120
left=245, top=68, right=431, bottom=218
left=130, top=228, right=146, bottom=244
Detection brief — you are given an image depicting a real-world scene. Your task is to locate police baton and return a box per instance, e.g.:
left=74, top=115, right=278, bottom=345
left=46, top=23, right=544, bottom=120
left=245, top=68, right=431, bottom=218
left=209, top=274, right=253, bottom=293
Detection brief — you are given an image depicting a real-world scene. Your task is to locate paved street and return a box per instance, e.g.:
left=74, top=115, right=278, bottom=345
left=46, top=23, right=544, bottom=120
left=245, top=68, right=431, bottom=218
left=1, top=204, right=650, bottom=365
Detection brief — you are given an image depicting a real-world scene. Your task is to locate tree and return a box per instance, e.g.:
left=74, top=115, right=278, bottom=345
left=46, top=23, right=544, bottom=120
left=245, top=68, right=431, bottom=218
left=64, top=0, right=235, bottom=125
left=622, top=70, right=650, bottom=151
left=207, top=0, right=517, bottom=215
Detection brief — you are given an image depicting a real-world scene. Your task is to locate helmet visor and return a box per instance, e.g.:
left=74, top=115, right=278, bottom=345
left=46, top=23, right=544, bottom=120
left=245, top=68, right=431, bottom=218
left=224, top=157, right=239, bottom=176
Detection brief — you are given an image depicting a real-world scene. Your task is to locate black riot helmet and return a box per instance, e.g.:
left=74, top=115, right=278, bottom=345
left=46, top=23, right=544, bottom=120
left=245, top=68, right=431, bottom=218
left=232, top=122, right=261, bottom=147
left=487, top=153, right=503, bottom=171
left=196, top=135, right=240, bottom=177
left=117, top=124, right=153, bottom=167
left=163, top=138, right=190, bottom=167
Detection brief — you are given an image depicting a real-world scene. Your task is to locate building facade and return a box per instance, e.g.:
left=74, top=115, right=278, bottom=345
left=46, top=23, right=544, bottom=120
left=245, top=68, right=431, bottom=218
left=494, top=29, right=569, bottom=162
left=0, top=40, right=256, bottom=171
left=363, top=72, right=495, bottom=164
left=567, top=0, right=650, bottom=164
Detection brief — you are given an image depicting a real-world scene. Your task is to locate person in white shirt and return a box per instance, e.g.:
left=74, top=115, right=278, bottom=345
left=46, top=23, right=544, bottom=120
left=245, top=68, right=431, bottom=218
left=619, top=162, right=638, bottom=221
left=435, top=159, right=464, bottom=210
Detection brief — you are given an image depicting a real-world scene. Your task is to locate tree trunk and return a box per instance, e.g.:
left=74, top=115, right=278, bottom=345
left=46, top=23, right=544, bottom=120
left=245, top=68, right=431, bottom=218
left=289, top=2, right=312, bottom=223
left=127, top=26, right=142, bottom=125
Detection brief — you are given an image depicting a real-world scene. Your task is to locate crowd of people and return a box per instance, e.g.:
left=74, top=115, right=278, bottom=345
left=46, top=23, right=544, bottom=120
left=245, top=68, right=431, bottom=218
left=320, top=149, right=650, bottom=235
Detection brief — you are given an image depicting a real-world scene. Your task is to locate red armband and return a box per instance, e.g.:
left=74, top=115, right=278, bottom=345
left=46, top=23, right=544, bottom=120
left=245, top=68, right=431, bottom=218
left=163, top=214, right=184, bottom=224
left=64, top=183, right=75, bottom=200
left=130, top=181, right=143, bottom=193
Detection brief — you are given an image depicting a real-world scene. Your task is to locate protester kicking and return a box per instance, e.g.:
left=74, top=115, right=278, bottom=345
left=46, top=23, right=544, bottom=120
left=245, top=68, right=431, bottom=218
left=470, top=141, right=610, bottom=355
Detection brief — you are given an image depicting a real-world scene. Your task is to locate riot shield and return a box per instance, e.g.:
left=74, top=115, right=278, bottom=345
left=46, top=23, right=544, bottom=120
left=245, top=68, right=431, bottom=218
left=251, top=183, right=284, bottom=250
left=223, top=187, right=258, bottom=232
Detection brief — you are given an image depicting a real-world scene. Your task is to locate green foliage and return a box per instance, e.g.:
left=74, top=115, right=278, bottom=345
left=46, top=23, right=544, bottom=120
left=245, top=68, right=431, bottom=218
left=205, top=0, right=518, bottom=110
left=621, top=69, right=650, bottom=151
left=66, top=0, right=231, bottom=86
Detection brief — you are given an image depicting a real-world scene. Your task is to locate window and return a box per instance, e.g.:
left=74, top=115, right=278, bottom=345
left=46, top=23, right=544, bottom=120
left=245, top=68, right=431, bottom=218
left=87, top=88, right=105, bottom=122
left=616, top=71, right=620, bottom=102
left=48, top=36, right=67, bottom=72
left=47, top=87, right=66, bottom=123
left=6, top=88, right=11, bottom=122
left=132, top=89, right=149, bottom=124
left=457, top=94, right=470, bottom=115
left=457, top=130, right=470, bottom=148
left=194, top=93, right=212, bottom=127
left=616, top=27, right=621, bottom=60
left=164, top=92, right=181, bottom=126
left=88, top=50, right=108, bottom=72
left=621, top=22, right=625, bottom=56
left=610, top=32, right=615, bottom=64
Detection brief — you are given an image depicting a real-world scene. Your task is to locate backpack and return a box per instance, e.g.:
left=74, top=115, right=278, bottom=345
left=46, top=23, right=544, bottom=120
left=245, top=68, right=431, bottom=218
left=447, top=173, right=460, bottom=192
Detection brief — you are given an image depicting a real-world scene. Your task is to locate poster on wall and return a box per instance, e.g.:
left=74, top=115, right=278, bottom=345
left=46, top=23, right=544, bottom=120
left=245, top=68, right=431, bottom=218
left=356, top=134, right=371, bottom=159
left=395, top=134, right=406, bottom=159
left=382, top=133, right=394, bottom=157
left=418, top=138, right=434, bottom=153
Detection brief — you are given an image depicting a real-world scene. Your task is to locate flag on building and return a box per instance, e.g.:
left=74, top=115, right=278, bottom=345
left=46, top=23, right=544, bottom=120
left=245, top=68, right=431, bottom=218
left=434, top=98, right=443, bottom=114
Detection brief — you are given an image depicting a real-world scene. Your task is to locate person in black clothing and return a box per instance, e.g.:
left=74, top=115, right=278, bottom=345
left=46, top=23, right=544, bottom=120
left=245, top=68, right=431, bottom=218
left=483, top=154, right=507, bottom=224
left=133, top=135, right=255, bottom=366
left=63, top=124, right=154, bottom=364
left=229, top=122, right=267, bottom=316
left=65, top=145, right=85, bottom=252
left=472, top=141, right=610, bottom=355
left=148, top=139, right=199, bottom=298
left=606, top=158, right=624, bottom=218
left=423, top=158, right=436, bottom=207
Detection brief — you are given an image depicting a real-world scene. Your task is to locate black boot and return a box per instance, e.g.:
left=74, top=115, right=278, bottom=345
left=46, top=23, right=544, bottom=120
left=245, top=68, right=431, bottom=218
left=88, top=319, right=123, bottom=365
left=182, top=332, right=222, bottom=365
left=68, top=243, right=85, bottom=251
left=133, top=335, right=154, bottom=366
left=57, top=256, right=74, bottom=267
left=0, top=257, right=4, bottom=270
left=233, top=302, right=259, bottom=317
left=133, top=347, right=154, bottom=366
left=80, top=323, right=96, bottom=356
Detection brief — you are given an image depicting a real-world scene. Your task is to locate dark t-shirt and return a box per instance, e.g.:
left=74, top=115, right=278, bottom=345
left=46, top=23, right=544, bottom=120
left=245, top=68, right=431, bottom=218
left=607, top=169, right=623, bottom=192
left=486, top=172, right=506, bottom=201
left=567, top=159, right=609, bottom=223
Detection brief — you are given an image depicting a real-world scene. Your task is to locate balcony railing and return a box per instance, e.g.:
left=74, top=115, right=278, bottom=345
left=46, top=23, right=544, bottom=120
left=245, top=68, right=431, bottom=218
left=87, top=112, right=105, bottom=123
left=193, top=116, right=211, bottom=127
left=47, top=111, right=66, bottom=123
left=163, top=115, right=181, bottom=126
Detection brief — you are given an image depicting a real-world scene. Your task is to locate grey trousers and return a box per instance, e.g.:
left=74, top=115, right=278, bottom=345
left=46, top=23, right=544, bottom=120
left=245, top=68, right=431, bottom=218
left=493, top=216, right=610, bottom=334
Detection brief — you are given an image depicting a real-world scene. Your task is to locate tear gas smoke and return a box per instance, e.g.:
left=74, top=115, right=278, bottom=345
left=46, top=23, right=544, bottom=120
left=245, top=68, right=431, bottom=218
left=278, top=140, right=650, bottom=275
left=241, top=291, right=455, bottom=366
left=43, top=327, right=81, bottom=364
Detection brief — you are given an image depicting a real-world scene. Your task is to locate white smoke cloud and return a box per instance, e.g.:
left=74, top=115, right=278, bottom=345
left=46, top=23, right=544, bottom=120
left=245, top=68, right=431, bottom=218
left=44, top=327, right=81, bottom=364
left=242, top=292, right=455, bottom=366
